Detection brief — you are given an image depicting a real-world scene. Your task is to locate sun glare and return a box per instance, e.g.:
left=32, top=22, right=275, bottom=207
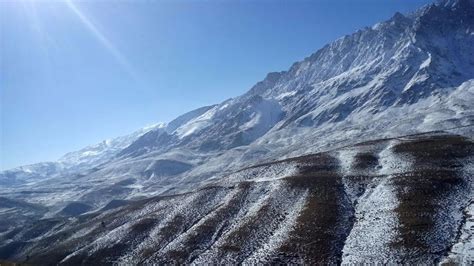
left=63, top=0, right=139, bottom=80
left=13, top=0, right=139, bottom=81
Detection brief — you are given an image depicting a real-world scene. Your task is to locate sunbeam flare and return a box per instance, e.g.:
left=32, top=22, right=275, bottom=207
left=64, top=0, right=139, bottom=81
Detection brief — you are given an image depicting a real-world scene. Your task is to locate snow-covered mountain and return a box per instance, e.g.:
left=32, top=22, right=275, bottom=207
left=76, top=0, right=474, bottom=195
left=117, top=105, right=215, bottom=157
left=0, top=123, right=164, bottom=187
left=1, top=0, right=473, bottom=212
left=1, top=0, right=474, bottom=263
left=58, top=123, right=167, bottom=167
left=116, top=0, right=473, bottom=158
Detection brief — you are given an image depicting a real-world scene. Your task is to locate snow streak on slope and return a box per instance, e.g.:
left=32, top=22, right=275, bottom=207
left=442, top=159, right=474, bottom=264
left=338, top=141, right=412, bottom=263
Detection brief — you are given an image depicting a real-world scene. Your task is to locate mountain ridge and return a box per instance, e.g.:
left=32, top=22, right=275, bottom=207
left=2, top=0, right=473, bottom=199
left=2, top=0, right=473, bottom=175
left=1, top=0, right=474, bottom=263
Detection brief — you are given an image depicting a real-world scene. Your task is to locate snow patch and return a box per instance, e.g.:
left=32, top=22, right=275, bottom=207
left=420, top=52, right=432, bottom=69
left=276, top=90, right=297, bottom=100
left=175, top=106, right=218, bottom=138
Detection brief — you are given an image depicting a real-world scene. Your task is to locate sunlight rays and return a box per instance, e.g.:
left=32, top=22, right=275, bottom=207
left=13, top=0, right=139, bottom=81
left=63, top=0, right=139, bottom=81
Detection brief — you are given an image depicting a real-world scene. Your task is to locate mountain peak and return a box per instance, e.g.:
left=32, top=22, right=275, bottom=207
left=392, top=11, right=406, bottom=21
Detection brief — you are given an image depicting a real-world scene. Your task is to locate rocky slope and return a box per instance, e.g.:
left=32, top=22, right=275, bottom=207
left=1, top=132, right=472, bottom=264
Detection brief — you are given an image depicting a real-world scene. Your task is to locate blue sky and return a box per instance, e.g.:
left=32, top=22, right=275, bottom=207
left=0, top=0, right=432, bottom=170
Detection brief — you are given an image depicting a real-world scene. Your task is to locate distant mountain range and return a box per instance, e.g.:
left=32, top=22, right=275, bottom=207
left=1, top=0, right=473, bottom=264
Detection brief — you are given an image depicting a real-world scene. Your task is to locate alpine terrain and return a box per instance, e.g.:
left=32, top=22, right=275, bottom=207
left=1, top=0, right=474, bottom=264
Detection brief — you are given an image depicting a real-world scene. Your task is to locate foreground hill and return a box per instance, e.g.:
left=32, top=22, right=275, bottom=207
left=1, top=132, right=472, bottom=264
